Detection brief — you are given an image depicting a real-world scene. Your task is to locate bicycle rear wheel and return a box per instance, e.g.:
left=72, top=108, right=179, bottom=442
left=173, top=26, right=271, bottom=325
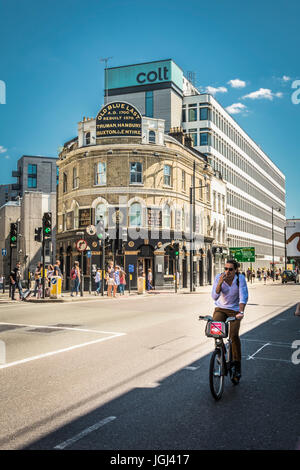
left=209, top=349, right=224, bottom=400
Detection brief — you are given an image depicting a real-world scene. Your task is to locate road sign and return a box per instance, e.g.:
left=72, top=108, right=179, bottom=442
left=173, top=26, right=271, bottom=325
left=1, top=249, right=7, bottom=256
left=76, top=239, right=87, bottom=252
left=128, top=264, right=134, bottom=273
left=86, top=250, right=92, bottom=258
left=86, top=225, right=96, bottom=236
left=230, top=247, right=255, bottom=263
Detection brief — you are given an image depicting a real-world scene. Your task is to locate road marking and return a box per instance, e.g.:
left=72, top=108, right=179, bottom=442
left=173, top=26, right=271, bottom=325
left=0, top=332, right=125, bottom=370
left=247, top=343, right=270, bottom=360
left=54, top=416, right=117, bottom=450
left=0, top=322, right=123, bottom=336
left=184, top=366, right=199, bottom=371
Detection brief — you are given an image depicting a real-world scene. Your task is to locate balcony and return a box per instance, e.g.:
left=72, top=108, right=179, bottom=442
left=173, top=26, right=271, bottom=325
left=12, top=170, right=21, bottom=178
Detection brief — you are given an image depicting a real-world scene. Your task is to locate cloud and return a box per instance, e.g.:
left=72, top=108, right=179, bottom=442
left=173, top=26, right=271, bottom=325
left=227, top=79, right=246, bottom=88
left=0, top=146, right=7, bottom=154
left=242, top=88, right=282, bottom=100
left=4, top=155, right=10, bottom=160
left=226, top=103, right=247, bottom=115
left=282, top=75, right=291, bottom=81
left=205, top=86, right=228, bottom=95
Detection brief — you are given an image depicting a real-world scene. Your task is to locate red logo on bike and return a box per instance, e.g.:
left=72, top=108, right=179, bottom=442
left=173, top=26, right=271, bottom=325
left=210, top=322, right=222, bottom=335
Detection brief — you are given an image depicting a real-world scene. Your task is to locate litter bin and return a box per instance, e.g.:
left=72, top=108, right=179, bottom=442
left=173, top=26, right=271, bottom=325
left=50, top=276, right=62, bottom=298
left=137, top=276, right=145, bottom=294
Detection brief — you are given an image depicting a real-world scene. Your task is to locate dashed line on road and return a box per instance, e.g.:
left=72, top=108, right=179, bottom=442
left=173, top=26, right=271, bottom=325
left=53, top=416, right=117, bottom=450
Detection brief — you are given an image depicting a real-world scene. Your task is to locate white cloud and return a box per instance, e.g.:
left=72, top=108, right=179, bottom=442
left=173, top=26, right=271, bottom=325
left=282, top=75, right=291, bottom=81
left=227, top=79, right=246, bottom=88
left=205, top=86, right=228, bottom=95
left=4, top=155, right=10, bottom=160
left=0, top=146, right=7, bottom=154
left=242, top=88, right=282, bottom=100
left=226, top=103, right=247, bottom=115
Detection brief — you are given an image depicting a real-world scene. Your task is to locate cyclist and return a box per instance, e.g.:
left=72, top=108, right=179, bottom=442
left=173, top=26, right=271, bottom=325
left=212, top=259, right=249, bottom=381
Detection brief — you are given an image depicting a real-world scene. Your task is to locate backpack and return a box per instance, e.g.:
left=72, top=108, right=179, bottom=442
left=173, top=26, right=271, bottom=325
left=71, top=268, right=76, bottom=280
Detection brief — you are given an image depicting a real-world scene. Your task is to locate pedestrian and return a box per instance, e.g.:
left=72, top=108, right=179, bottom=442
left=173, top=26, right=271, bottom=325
left=147, top=268, right=153, bottom=291
left=70, top=261, right=81, bottom=296
left=33, top=262, right=42, bottom=297
left=211, top=259, right=248, bottom=382
left=113, top=266, right=120, bottom=297
left=10, top=261, right=24, bottom=300
left=53, top=259, right=62, bottom=278
left=263, top=271, right=267, bottom=284
left=257, top=268, right=261, bottom=281
left=106, top=261, right=115, bottom=297
left=94, top=268, right=102, bottom=295
left=246, top=269, right=251, bottom=282
left=119, top=268, right=126, bottom=295
left=0, top=274, right=3, bottom=291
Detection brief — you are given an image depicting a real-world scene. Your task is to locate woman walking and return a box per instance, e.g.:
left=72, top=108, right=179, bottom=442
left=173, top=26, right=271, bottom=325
left=94, top=268, right=102, bottom=295
left=147, top=268, right=153, bottom=291
left=113, top=266, right=120, bottom=297
left=119, top=268, right=126, bottom=295
left=70, top=261, right=81, bottom=296
left=106, top=261, right=115, bottom=297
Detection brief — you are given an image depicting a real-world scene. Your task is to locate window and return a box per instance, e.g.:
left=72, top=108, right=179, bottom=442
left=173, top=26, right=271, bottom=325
left=63, top=172, right=67, bottom=193
left=163, top=204, right=171, bottom=228
left=188, top=104, right=197, bottom=121
left=95, top=203, right=107, bottom=227
left=164, top=165, right=172, bottom=186
left=129, top=203, right=142, bottom=227
left=182, top=170, right=186, bottom=191
left=85, top=132, right=90, bottom=146
left=200, top=132, right=210, bottom=146
left=182, top=208, right=186, bottom=231
left=56, top=166, right=59, bottom=186
left=145, top=91, right=153, bottom=118
left=182, top=106, right=186, bottom=123
left=28, top=164, right=37, bottom=188
left=189, top=129, right=197, bottom=147
left=200, top=107, right=210, bottom=120
left=130, top=162, right=142, bottom=184
left=95, top=162, right=106, bottom=185
left=149, top=131, right=156, bottom=144
left=73, top=167, right=79, bottom=189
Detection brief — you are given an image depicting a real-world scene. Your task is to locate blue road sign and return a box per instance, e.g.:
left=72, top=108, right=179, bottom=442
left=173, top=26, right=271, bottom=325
left=1, top=249, right=7, bottom=256
left=128, top=264, right=134, bottom=273
left=86, top=250, right=92, bottom=258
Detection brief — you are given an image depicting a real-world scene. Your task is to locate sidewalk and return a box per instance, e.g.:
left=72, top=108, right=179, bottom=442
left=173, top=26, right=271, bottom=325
left=0, top=278, right=282, bottom=303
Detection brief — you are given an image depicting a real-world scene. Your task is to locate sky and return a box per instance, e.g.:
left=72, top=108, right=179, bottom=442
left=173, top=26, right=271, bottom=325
left=0, top=0, right=299, bottom=217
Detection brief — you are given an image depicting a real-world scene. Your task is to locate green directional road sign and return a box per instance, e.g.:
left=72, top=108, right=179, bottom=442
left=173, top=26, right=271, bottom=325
left=230, top=247, right=255, bottom=263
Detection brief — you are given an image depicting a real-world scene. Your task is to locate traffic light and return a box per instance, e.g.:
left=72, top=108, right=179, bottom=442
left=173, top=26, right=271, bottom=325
left=10, top=223, right=17, bottom=247
left=34, top=227, right=42, bottom=242
left=173, top=242, right=180, bottom=258
left=96, top=217, right=105, bottom=240
left=43, top=212, right=52, bottom=239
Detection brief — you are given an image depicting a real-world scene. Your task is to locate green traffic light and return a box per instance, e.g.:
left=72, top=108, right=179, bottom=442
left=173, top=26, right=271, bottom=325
left=45, top=228, right=51, bottom=234
left=11, top=236, right=16, bottom=242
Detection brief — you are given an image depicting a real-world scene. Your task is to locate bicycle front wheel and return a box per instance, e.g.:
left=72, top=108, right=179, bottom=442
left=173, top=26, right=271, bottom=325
left=209, top=349, right=224, bottom=400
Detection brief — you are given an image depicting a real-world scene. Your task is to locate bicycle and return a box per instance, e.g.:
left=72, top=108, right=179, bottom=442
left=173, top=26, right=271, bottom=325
left=199, top=315, right=239, bottom=400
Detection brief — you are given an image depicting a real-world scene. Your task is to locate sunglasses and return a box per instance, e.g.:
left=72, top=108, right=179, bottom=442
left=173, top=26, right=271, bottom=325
left=224, top=267, right=234, bottom=271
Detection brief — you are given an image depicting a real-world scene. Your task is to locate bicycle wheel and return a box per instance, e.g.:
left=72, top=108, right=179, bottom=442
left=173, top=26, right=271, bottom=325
left=209, top=349, right=224, bottom=400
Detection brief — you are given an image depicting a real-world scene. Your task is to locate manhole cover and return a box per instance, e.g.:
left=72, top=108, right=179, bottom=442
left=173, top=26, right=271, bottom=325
left=0, top=325, right=23, bottom=332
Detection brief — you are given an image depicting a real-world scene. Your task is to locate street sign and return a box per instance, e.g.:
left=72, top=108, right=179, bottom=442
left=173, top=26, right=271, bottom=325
left=76, top=239, right=87, bottom=252
left=1, top=249, right=7, bottom=256
left=86, top=250, right=92, bottom=258
left=86, top=225, right=96, bottom=236
left=230, top=247, right=255, bottom=263
left=128, top=264, right=134, bottom=273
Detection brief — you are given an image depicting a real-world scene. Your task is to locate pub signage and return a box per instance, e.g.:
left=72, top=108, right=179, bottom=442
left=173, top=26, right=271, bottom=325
left=96, top=102, right=142, bottom=138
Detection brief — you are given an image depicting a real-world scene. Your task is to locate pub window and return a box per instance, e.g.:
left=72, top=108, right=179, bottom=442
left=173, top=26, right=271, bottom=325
left=162, top=204, right=171, bottom=229
left=182, top=170, right=186, bottom=191
left=164, top=165, right=172, bottom=186
left=129, top=202, right=142, bottom=227
left=85, top=132, right=90, bottom=146
left=130, top=162, right=142, bottom=184
left=63, top=172, right=67, bottom=193
left=149, top=130, right=156, bottom=144
left=145, top=91, right=153, bottom=118
left=28, top=164, right=37, bottom=188
left=95, top=162, right=106, bottom=185
left=73, top=167, right=79, bottom=189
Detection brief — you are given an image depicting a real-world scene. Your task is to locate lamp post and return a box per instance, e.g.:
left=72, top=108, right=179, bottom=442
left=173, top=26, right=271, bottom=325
left=189, top=160, right=208, bottom=292
left=271, top=206, right=281, bottom=281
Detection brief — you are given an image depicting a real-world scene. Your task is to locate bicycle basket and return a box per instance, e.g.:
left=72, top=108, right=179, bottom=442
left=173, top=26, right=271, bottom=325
left=205, top=321, right=228, bottom=338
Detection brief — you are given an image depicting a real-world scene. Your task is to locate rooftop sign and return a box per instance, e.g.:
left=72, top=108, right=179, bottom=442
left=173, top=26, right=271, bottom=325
left=96, top=102, right=142, bottom=138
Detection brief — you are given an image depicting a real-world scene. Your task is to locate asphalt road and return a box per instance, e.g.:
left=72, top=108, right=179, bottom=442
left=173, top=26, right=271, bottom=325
left=0, top=282, right=299, bottom=450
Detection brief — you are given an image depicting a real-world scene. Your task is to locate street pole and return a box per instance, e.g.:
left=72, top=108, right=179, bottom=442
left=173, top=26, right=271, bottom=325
left=81, top=250, right=84, bottom=296
left=101, top=239, right=105, bottom=296
left=284, top=225, right=287, bottom=270
left=271, top=206, right=274, bottom=281
left=42, top=232, right=45, bottom=298
left=189, top=185, right=193, bottom=293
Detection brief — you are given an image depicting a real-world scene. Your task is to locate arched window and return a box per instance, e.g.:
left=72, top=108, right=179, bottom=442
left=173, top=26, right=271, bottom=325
left=149, top=131, right=156, bottom=144
left=74, top=204, right=79, bottom=229
left=95, top=203, right=107, bottom=227
left=129, top=203, right=142, bottom=227
left=163, top=204, right=171, bottom=228
left=85, top=132, right=90, bottom=146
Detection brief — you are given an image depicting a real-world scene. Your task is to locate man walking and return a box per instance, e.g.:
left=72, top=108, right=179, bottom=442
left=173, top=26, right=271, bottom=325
left=33, top=262, right=42, bottom=297
left=10, top=262, right=24, bottom=300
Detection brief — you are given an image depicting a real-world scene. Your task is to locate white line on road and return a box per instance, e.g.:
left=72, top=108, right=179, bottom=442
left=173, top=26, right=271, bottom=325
left=0, top=322, right=123, bottom=336
left=53, top=416, right=117, bottom=450
left=0, top=333, right=125, bottom=370
left=247, top=343, right=270, bottom=360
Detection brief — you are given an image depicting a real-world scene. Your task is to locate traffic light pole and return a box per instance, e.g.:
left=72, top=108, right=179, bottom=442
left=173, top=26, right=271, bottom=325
left=101, top=239, right=105, bottom=296
left=42, top=232, right=45, bottom=299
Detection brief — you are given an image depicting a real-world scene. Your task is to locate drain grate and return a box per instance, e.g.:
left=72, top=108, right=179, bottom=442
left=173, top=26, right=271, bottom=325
left=0, top=325, right=24, bottom=333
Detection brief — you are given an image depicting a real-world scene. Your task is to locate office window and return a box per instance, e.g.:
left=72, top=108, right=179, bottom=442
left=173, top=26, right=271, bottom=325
left=149, top=130, right=156, bottom=143
left=200, top=107, right=210, bottom=120
left=200, top=132, right=210, bottom=146
left=56, top=167, right=59, bottom=186
left=129, top=202, right=142, bottom=227
left=28, top=164, right=37, bottom=188
left=130, top=162, right=142, bottom=184
left=182, top=106, right=186, bottom=123
left=188, top=104, right=197, bottom=121
left=189, top=129, right=197, bottom=147
left=164, top=165, right=172, bottom=186
left=95, top=162, right=106, bottom=185
left=145, top=91, right=153, bottom=118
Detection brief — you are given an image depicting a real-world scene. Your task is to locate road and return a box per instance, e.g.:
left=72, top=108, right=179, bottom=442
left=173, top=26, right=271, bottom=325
left=0, top=282, right=299, bottom=450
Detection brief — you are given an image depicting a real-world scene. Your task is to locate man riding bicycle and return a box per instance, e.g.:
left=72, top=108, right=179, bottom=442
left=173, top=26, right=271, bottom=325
left=212, top=259, right=249, bottom=382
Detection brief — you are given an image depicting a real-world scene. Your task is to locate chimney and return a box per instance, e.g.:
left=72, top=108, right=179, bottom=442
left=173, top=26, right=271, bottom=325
left=184, top=134, right=193, bottom=148
left=169, top=127, right=185, bottom=145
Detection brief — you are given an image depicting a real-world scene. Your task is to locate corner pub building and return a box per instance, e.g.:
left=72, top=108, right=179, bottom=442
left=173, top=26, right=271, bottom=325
left=56, top=99, right=226, bottom=291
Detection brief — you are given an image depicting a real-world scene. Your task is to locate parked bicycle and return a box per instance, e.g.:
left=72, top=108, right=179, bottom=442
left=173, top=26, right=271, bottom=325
left=199, top=315, right=239, bottom=400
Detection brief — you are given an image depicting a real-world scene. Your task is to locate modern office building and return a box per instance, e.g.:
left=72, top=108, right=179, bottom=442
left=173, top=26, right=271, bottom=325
left=105, top=59, right=286, bottom=269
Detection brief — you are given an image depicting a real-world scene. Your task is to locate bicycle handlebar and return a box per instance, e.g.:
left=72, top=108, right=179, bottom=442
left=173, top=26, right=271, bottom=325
left=198, top=315, right=237, bottom=323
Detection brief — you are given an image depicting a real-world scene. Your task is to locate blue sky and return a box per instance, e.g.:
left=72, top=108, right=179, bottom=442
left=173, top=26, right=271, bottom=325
left=0, top=0, right=299, bottom=217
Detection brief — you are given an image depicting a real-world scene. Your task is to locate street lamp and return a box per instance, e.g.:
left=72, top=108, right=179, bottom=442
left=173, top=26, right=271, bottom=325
left=189, top=160, right=208, bottom=292
left=271, top=206, right=281, bottom=281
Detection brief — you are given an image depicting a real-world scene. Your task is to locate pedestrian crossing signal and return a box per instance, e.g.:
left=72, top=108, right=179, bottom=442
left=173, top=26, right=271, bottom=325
left=43, top=212, right=52, bottom=238
left=10, top=223, right=17, bottom=247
